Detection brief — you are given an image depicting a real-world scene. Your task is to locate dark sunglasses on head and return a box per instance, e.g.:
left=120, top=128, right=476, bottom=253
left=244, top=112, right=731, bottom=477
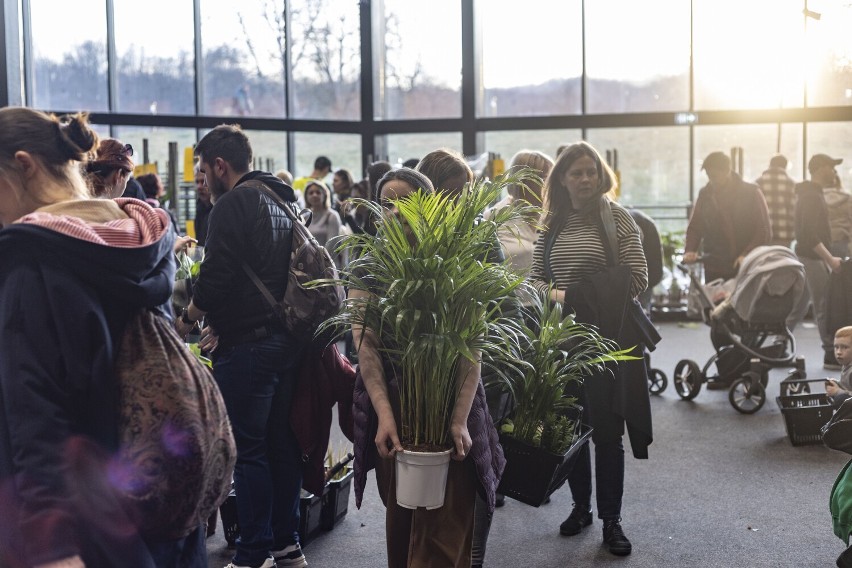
left=122, top=144, right=134, bottom=157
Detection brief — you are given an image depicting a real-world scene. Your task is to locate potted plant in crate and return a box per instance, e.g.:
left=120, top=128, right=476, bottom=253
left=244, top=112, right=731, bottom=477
left=318, top=170, right=536, bottom=510
left=490, top=289, right=635, bottom=506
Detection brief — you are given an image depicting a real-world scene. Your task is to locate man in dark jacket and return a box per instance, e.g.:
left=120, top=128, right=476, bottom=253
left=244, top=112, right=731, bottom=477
left=175, top=125, right=307, bottom=568
left=193, top=163, right=213, bottom=246
left=683, top=151, right=771, bottom=282
left=788, top=153, right=844, bottom=369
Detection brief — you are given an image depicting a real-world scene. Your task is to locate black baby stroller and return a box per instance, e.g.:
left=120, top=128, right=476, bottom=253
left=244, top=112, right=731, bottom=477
left=673, top=245, right=806, bottom=413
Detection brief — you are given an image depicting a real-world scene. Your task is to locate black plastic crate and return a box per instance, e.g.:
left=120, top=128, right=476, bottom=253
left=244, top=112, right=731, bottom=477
left=299, top=486, right=328, bottom=546
left=497, top=424, right=592, bottom=507
left=776, top=393, right=834, bottom=446
left=321, top=468, right=353, bottom=531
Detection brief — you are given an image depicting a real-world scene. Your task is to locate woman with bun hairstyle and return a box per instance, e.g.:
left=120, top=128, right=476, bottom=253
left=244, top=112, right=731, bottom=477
left=0, top=108, right=205, bottom=567
left=85, top=138, right=135, bottom=198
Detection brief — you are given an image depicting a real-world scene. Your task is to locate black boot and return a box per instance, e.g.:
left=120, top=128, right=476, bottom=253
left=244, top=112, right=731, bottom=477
left=838, top=543, right=852, bottom=568
left=559, top=504, right=593, bottom=536
left=602, top=518, right=632, bottom=556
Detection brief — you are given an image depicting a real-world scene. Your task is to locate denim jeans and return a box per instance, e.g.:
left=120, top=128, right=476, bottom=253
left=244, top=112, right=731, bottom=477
left=213, top=332, right=304, bottom=567
left=567, top=438, right=624, bottom=520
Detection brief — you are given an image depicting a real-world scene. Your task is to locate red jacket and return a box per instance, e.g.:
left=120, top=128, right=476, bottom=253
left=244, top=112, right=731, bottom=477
left=290, top=344, right=356, bottom=495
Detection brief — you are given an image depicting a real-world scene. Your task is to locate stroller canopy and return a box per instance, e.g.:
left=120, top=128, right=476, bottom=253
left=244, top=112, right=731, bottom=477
left=728, top=245, right=805, bottom=322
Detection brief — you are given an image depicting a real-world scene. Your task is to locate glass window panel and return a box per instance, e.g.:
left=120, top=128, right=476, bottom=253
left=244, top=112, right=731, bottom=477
left=806, top=122, right=852, bottom=190
left=586, top=127, right=691, bottom=234
left=114, top=0, right=195, bottom=115
left=585, top=0, right=689, bottom=113
left=290, top=0, right=361, bottom=120
left=200, top=1, right=286, bottom=117
left=694, top=123, right=805, bottom=193
left=479, top=0, right=581, bottom=117
left=29, top=0, right=108, bottom=111
left=90, top=123, right=112, bottom=141
left=693, top=0, right=805, bottom=110
left=805, top=1, right=852, bottom=107
left=245, top=131, right=289, bottom=175
left=293, top=132, right=362, bottom=187
left=482, top=130, right=581, bottom=167
left=379, top=0, right=462, bottom=119
left=383, top=133, right=464, bottom=170
left=114, top=126, right=198, bottom=178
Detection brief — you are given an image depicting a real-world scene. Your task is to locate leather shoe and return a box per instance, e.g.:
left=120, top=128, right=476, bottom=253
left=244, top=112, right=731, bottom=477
left=603, top=519, right=632, bottom=556
left=559, top=505, right=593, bottom=536
left=838, top=543, right=852, bottom=567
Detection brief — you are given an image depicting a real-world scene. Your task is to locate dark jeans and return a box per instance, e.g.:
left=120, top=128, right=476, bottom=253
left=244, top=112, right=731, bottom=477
left=146, top=525, right=207, bottom=568
left=213, top=333, right=304, bottom=567
left=567, top=438, right=624, bottom=520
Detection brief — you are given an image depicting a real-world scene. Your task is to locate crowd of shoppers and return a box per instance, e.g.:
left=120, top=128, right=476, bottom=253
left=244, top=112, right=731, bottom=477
left=6, top=103, right=852, bottom=568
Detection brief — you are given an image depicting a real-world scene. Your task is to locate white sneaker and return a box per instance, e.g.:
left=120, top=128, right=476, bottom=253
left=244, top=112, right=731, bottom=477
left=224, top=557, right=276, bottom=568
left=271, top=543, right=308, bottom=567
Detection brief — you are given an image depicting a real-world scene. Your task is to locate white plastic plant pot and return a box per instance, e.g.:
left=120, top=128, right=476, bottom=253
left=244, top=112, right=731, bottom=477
left=394, top=448, right=453, bottom=510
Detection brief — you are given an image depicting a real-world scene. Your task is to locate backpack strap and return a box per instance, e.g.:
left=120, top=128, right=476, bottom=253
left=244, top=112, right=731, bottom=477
left=236, top=179, right=297, bottom=317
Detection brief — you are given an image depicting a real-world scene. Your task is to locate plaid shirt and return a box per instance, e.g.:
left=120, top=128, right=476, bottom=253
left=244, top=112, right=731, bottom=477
left=755, top=167, right=796, bottom=243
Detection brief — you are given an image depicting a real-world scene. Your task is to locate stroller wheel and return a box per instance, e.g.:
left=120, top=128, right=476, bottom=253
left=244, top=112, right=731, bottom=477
left=674, top=359, right=702, bottom=400
left=728, top=372, right=766, bottom=414
left=648, top=368, right=668, bottom=395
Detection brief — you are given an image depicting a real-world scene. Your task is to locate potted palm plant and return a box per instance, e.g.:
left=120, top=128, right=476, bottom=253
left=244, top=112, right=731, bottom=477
left=490, top=289, right=635, bottom=506
left=319, top=171, right=536, bottom=509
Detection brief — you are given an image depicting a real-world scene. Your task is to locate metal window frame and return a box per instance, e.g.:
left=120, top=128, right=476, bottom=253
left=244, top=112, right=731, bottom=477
left=4, top=0, right=852, bottom=196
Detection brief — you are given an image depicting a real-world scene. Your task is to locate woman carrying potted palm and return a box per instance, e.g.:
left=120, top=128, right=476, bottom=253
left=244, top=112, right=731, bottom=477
left=329, top=167, right=531, bottom=568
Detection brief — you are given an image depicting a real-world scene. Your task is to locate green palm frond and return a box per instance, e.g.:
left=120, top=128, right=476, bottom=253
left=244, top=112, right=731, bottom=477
left=491, top=284, right=640, bottom=452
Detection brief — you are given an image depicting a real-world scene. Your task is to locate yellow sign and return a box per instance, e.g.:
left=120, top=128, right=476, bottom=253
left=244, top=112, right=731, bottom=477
left=133, top=163, right=157, bottom=178
left=183, top=147, right=195, bottom=183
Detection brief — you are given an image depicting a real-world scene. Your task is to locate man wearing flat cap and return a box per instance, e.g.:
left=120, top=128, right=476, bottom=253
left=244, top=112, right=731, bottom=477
left=789, top=153, right=844, bottom=369
left=684, top=151, right=772, bottom=282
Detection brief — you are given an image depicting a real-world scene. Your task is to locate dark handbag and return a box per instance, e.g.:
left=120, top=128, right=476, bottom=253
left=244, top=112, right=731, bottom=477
left=822, top=397, right=852, bottom=454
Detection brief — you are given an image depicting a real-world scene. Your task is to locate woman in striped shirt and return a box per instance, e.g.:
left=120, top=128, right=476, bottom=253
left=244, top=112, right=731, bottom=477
left=529, top=141, right=648, bottom=558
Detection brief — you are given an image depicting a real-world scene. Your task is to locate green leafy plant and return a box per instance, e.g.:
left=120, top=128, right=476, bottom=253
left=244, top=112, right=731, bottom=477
left=174, top=251, right=201, bottom=280
left=492, top=289, right=637, bottom=455
left=317, top=171, right=539, bottom=451
left=660, top=230, right=685, bottom=274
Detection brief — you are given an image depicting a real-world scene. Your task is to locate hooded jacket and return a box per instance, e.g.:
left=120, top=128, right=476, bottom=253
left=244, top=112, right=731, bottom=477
left=0, top=199, right=176, bottom=567
left=191, top=171, right=298, bottom=349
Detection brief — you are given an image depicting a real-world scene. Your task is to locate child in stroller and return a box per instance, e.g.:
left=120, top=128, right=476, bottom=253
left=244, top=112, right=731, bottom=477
left=673, top=245, right=806, bottom=413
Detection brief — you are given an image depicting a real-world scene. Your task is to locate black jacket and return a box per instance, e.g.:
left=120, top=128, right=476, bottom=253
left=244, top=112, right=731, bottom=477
left=794, top=181, right=832, bottom=259
left=194, top=199, right=213, bottom=246
left=0, top=202, right=175, bottom=567
left=629, top=208, right=664, bottom=289
left=192, top=171, right=298, bottom=349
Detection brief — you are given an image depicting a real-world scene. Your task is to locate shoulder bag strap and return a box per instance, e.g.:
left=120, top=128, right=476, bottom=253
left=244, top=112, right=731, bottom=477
left=236, top=179, right=296, bottom=313
left=598, top=198, right=620, bottom=267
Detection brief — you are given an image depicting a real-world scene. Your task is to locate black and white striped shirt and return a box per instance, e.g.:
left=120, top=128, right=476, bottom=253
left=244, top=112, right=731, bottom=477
left=530, top=201, right=648, bottom=298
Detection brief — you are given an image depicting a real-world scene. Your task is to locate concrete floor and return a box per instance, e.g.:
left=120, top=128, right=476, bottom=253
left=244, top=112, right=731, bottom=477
left=207, top=319, right=851, bottom=567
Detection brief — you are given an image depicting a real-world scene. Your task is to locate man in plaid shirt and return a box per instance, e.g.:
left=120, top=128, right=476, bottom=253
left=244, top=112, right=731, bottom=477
left=756, top=154, right=796, bottom=247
